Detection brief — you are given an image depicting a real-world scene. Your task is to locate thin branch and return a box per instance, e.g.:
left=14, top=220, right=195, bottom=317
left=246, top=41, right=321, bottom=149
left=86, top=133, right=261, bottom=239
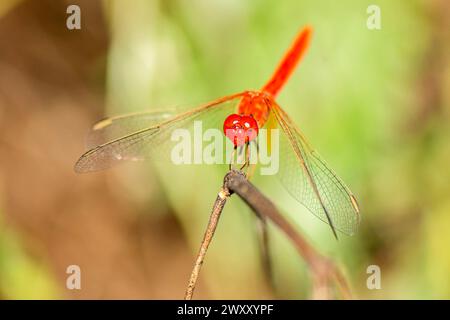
left=224, top=170, right=352, bottom=299
left=184, top=169, right=352, bottom=300
left=254, top=213, right=274, bottom=290
left=184, top=188, right=230, bottom=300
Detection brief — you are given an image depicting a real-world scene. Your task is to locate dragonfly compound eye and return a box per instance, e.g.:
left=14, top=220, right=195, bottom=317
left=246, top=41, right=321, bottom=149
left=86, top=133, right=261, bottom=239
left=223, top=114, right=259, bottom=146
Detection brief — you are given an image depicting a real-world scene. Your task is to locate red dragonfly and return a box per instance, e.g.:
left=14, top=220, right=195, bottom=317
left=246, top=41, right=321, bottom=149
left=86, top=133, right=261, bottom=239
left=75, top=26, right=360, bottom=238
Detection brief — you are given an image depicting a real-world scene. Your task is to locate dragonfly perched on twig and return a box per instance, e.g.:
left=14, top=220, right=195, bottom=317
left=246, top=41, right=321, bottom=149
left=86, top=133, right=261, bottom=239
left=75, top=26, right=360, bottom=238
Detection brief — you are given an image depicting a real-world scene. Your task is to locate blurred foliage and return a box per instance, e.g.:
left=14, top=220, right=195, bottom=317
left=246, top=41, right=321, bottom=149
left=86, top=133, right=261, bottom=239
left=0, top=210, right=59, bottom=299
left=103, top=0, right=449, bottom=299
left=0, top=0, right=23, bottom=18
left=0, top=0, right=449, bottom=299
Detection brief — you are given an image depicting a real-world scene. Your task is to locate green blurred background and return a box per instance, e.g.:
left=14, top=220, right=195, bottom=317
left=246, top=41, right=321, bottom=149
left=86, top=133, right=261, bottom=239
left=0, top=0, right=449, bottom=299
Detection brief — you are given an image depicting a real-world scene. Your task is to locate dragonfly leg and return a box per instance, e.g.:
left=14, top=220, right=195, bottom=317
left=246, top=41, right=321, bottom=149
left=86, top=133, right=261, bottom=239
left=229, top=145, right=246, bottom=171
left=228, top=146, right=237, bottom=171
left=228, top=141, right=257, bottom=178
left=239, top=143, right=249, bottom=170
left=245, top=140, right=258, bottom=179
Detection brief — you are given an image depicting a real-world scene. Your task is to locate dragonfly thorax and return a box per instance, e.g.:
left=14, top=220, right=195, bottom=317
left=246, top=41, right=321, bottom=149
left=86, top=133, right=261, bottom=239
left=236, top=91, right=272, bottom=128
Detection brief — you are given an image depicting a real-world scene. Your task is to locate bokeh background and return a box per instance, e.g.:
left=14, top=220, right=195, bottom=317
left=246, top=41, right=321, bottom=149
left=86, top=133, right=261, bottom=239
left=0, top=0, right=449, bottom=299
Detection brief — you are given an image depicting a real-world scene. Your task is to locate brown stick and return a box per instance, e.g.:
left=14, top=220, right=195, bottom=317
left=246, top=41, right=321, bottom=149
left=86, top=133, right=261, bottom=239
left=255, top=213, right=274, bottom=289
left=184, top=169, right=352, bottom=299
left=224, top=170, right=351, bottom=299
left=184, top=188, right=230, bottom=300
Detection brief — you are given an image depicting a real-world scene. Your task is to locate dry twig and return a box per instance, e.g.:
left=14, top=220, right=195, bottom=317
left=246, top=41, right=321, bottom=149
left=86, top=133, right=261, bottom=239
left=184, top=169, right=351, bottom=300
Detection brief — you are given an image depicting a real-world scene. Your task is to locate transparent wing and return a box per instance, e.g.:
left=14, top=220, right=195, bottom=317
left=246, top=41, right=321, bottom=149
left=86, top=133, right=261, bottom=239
left=87, top=111, right=175, bottom=149
left=75, top=93, right=245, bottom=173
left=270, top=102, right=360, bottom=236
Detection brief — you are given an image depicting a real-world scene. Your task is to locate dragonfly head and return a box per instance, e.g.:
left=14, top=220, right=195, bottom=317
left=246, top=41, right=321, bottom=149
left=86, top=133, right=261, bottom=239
left=223, top=114, right=259, bottom=147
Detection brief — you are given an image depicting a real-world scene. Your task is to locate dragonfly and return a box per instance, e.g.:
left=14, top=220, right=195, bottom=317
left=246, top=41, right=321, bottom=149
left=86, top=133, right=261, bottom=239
left=75, top=26, right=360, bottom=238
